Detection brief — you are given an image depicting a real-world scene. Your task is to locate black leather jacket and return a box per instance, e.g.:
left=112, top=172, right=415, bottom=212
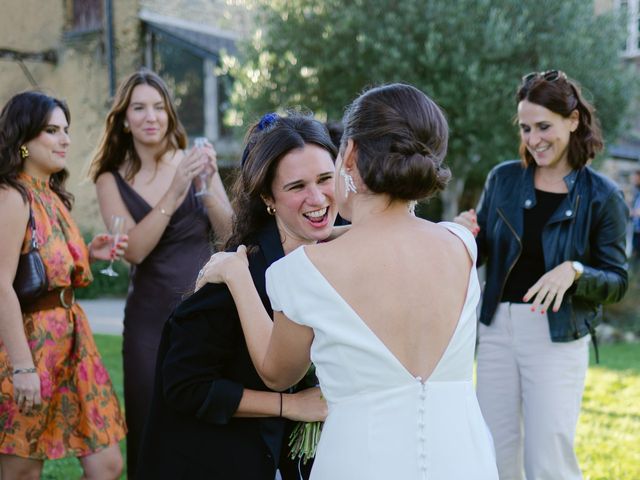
left=475, top=161, right=628, bottom=342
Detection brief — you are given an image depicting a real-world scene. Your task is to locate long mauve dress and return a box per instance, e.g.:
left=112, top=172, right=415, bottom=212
left=112, top=171, right=212, bottom=478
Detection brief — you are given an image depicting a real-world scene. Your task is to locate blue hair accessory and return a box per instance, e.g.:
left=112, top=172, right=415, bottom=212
left=258, top=112, right=278, bottom=131
left=241, top=113, right=279, bottom=167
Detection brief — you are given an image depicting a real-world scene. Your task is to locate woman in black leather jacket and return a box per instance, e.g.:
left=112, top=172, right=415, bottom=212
left=456, top=70, right=628, bottom=480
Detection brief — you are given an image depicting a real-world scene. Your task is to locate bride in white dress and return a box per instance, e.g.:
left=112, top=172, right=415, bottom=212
left=197, top=83, right=498, bottom=479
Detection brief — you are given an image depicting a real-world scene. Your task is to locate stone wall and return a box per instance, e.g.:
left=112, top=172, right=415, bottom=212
left=0, top=0, right=142, bottom=232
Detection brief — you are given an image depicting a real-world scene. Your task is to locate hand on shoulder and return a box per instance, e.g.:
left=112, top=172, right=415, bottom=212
left=194, top=245, right=250, bottom=291
left=453, top=209, right=479, bottom=237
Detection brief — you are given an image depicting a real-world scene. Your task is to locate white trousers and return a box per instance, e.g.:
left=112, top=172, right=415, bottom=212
left=476, top=303, right=589, bottom=480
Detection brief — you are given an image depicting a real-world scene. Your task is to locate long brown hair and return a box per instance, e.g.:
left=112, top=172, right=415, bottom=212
left=225, top=113, right=336, bottom=250
left=0, top=91, right=74, bottom=209
left=89, top=69, right=187, bottom=182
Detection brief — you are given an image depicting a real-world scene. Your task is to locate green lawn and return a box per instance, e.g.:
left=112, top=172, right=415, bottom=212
left=576, top=343, right=640, bottom=480
left=43, top=336, right=639, bottom=479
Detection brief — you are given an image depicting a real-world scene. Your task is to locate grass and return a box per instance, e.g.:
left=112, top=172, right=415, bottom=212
left=42, top=336, right=639, bottom=479
left=576, top=343, right=640, bottom=480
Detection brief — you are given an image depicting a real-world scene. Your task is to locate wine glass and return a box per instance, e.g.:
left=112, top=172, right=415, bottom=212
left=193, top=137, right=211, bottom=197
left=100, top=215, right=125, bottom=277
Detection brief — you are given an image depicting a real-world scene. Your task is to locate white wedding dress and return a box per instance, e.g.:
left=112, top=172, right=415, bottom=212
left=266, top=222, right=498, bottom=480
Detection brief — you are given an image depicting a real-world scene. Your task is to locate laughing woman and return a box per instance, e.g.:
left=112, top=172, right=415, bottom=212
left=137, top=113, right=334, bottom=479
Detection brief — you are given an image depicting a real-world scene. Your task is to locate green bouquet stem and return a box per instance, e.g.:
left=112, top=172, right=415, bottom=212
left=288, top=420, right=323, bottom=464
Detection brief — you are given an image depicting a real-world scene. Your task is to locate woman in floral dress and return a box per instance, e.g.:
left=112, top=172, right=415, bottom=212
left=0, top=91, right=127, bottom=479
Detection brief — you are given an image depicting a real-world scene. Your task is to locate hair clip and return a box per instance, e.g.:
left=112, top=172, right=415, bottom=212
left=241, top=113, right=278, bottom=167
left=258, top=112, right=278, bottom=131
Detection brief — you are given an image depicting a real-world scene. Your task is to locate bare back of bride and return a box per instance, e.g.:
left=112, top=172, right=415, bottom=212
left=200, top=83, right=498, bottom=479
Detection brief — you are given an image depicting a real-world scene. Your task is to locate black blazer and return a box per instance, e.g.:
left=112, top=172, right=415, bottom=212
left=137, top=219, right=286, bottom=480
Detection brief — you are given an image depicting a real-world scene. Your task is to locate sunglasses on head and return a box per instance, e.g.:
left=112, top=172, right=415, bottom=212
left=521, top=70, right=567, bottom=84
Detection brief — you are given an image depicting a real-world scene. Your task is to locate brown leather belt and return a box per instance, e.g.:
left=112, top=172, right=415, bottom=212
left=22, top=287, right=75, bottom=314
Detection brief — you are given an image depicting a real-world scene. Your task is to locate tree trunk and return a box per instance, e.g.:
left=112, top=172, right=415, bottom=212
left=440, top=177, right=465, bottom=221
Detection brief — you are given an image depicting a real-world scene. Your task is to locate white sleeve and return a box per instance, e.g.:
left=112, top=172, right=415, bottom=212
left=440, top=221, right=477, bottom=264
left=265, top=264, right=283, bottom=312
left=265, top=255, right=308, bottom=326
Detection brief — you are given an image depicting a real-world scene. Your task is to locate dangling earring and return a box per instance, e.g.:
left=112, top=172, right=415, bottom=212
left=340, top=168, right=357, bottom=199
left=123, top=120, right=130, bottom=133
left=266, top=205, right=276, bottom=216
left=20, top=145, right=29, bottom=159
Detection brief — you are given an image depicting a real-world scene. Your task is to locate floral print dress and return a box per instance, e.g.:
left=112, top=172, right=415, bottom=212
left=0, top=173, right=126, bottom=459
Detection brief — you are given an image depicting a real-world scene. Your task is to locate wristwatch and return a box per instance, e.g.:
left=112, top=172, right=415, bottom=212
left=571, top=261, right=584, bottom=280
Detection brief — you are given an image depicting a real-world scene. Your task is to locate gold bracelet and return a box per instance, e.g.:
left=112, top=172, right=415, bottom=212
left=159, top=207, right=172, bottom=217
left=13, top=367, right=37, bottom=375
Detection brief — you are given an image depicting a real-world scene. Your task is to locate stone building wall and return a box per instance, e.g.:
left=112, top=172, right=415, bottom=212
left=1, top=0, right=250, bottom=231
left=0, top=0, right=142, bottom=232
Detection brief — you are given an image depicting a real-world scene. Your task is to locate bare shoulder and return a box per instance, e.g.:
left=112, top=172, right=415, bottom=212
left=305, top=233, right=345, bottom=260
left=0, top=186, right=28, bottom=211
left=0, top=186, right=29, bottom=227
left=433, top=222, right=473, bottom=264
left=95, top=170, right=116, bottom=187
left=410, top=220, right=473, bottom=265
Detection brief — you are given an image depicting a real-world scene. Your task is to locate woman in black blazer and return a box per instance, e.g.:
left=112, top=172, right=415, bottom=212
left=137, top=113, right=338, bottom=479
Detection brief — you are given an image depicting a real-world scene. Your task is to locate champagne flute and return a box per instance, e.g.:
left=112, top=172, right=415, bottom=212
left=100, top=215, right=125, bottom=277
left=193, top=137, right=211, bottom=197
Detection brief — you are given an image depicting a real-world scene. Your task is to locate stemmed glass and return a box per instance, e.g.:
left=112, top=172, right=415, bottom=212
left=100, top=215, right=125, bottom=277
left=193, top=137, right=211, bottom=197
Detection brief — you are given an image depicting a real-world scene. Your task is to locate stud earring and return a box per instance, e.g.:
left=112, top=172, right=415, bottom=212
left=266, top=205, right=276, bottom=216
left=340, top=168, right=357, bottom=199
left=20, top=145, right=29, bottom=159
left=123, top=120, right=130, bottom=133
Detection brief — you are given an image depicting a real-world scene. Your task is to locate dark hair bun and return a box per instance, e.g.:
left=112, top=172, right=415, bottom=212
left=343, top=83, right=450, bottom=201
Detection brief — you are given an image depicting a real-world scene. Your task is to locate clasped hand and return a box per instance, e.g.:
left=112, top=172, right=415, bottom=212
left=171, top=143, right=215, bottom=198
left=287, top=386, right=328, bottom=422
left=177, top=141, right=219, bottom=193
left=88, top=234, right=129, bottom=262
left=195, top=245, right=249, bottom=292
left=523, top=261, right=577, bottom=314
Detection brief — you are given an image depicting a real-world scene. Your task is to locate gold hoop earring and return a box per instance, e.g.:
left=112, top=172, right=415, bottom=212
left=20, top=145, right=29, bottom=159
left=266, top=205, right=276, bottom=216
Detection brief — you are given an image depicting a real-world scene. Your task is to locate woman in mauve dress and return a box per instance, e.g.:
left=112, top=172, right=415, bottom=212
left=89, top=69, right=232, bottom=478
